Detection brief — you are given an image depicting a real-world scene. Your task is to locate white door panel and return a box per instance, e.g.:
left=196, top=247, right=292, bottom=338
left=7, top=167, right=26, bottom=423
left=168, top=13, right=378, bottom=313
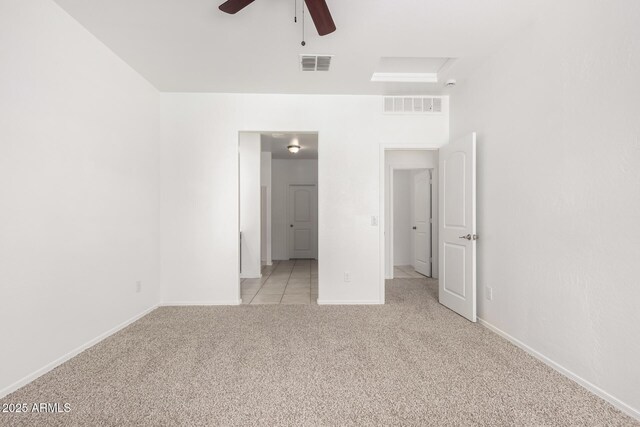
left=294, top=229, right=311, bottom=251
left=439, top=133, right=477, bottom=322
left=443, top=243, right=466, bottom=297
left=444, top=152, right=467, bottom=227
left=294, top=191, right=311, bottom=221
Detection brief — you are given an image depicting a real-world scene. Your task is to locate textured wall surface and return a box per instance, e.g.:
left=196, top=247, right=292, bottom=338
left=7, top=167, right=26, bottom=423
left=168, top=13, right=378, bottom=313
left=451, top=0, right=640, bottom=415
left=0, top=0, right=160, bottom=396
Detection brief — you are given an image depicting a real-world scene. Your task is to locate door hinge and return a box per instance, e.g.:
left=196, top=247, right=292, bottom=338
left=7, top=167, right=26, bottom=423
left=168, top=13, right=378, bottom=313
left=429, top=218, right=433, bottom=224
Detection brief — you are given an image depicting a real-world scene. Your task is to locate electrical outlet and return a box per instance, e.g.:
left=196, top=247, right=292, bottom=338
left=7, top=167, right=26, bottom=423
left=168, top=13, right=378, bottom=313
left=344, top=272, right=351, bottom=282
left=371, top=216, right=378, bottom=226
left=486, top=286, right=493, bottom=301
left=136, top=281, right=142, bottom=293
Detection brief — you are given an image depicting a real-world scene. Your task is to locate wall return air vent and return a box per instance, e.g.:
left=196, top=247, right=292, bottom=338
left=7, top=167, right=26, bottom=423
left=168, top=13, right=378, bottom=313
left=300, top=55, right=333, bottom=71
left=383, top=96, right=443, bottom=114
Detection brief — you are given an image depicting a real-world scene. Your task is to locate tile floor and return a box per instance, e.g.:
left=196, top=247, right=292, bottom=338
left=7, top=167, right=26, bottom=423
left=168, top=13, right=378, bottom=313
left=394, top=265, right=428, bottom=278
left=241, top=259, right=318, bottom=305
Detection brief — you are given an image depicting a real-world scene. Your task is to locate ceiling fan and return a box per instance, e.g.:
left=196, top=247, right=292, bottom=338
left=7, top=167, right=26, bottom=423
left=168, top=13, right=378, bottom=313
left=218, top=0, right=336, bottom=36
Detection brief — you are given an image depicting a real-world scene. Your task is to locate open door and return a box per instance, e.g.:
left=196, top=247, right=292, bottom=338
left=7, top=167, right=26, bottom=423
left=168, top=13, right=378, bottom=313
left=439, top=133, right=477, bottom=322
left=413, top=170, right=431, bottom=276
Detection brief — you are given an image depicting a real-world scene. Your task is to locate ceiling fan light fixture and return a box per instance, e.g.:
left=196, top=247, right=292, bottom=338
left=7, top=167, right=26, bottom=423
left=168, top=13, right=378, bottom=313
left=218, top=0, right=335, bottom=36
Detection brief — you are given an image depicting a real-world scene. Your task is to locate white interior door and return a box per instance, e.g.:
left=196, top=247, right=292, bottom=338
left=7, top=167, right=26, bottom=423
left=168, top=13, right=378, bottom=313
left=288, top=185, right=317, bottom=259
left=439, top=133, right=477, bottom=322
left=413, top=170, right=431, bottom=276
left=261, top=186, right=267, bottom=262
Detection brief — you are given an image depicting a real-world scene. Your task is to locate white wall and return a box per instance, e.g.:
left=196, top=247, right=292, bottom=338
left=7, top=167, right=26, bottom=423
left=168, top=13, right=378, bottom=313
left=260, top=151, right=272, bottom=265
left=393, top=170, right=412, bottom=266
left=386, top=151, right=437, bottom=169
left=239, top=133, right=261, bottom=279
left=272, top=159, right=318, bottom=260
left=160, top=95, right=449, bottom=304
left=384, top=151, right=438, bottom=278
left=0, top=0, right=160, bottom=396
left=451, top=0, right=640, bottom=417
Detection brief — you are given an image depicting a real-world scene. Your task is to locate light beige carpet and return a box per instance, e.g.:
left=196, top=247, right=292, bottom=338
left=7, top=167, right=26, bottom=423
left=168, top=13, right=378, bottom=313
left=1, top=278, right=637, bottom=426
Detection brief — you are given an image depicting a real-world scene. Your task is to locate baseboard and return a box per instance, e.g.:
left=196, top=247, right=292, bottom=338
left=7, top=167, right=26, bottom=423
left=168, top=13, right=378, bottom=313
left=317, top=300, right=383, bottom=305
left=0, top=304, right=158, bottom=400
left=159, top=300, right=242, bottom=306
left=240, top=273, right=261, bottom=279
left=478, top=317, right=640, bottom=421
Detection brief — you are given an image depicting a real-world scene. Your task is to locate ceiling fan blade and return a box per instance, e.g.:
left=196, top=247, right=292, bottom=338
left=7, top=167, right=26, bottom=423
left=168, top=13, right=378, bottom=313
left=304, top=0, right=336, bottom=36
left=219, top=0, right=256, bottom=14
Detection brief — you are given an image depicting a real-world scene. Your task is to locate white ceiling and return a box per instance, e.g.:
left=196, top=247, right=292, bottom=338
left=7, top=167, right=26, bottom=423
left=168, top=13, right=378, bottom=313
left=262, top=133, right=318, bottom=160
left=53, top=0, right=553, bottom=94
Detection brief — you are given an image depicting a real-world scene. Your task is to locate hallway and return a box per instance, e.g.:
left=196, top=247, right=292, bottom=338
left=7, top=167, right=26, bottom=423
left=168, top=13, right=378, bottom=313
left=393, top=265, right=428, bottom=279
left=241, top=259, right=318, bottom=305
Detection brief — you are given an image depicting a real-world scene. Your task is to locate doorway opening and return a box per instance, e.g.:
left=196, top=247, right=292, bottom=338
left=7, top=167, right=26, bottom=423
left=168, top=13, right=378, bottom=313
left=380, top=135, right=477, bottom=320
left=238, top=131, right=318, bottom=305
left=391, top=169, right=435, bottom=279
left=380, top=146, right=439, bottom=303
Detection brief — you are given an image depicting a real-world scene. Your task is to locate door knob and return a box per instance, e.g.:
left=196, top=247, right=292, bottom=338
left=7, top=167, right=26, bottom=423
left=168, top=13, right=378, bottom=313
left=290, top=224, right=293, bottom=227
left=412, top=226, right=417, bottom=230
left=458, top=234, right=478, bottom=240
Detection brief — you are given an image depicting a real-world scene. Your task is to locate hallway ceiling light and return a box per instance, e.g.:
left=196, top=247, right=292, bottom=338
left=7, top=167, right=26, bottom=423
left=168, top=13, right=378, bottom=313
left=288, top=138, right=301, bottom=154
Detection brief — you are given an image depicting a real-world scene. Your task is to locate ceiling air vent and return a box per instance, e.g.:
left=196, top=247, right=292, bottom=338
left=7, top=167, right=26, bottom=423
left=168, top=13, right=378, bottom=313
left=300, top=55, right=333, bottom=71
left=383, top=96, right=444, bottom=114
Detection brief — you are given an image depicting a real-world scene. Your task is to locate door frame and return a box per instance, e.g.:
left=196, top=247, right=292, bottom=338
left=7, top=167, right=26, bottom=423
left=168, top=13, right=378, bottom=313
left=379, top=143, right=440, bottom=304
left=236, top=130, right=320, bottom=304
